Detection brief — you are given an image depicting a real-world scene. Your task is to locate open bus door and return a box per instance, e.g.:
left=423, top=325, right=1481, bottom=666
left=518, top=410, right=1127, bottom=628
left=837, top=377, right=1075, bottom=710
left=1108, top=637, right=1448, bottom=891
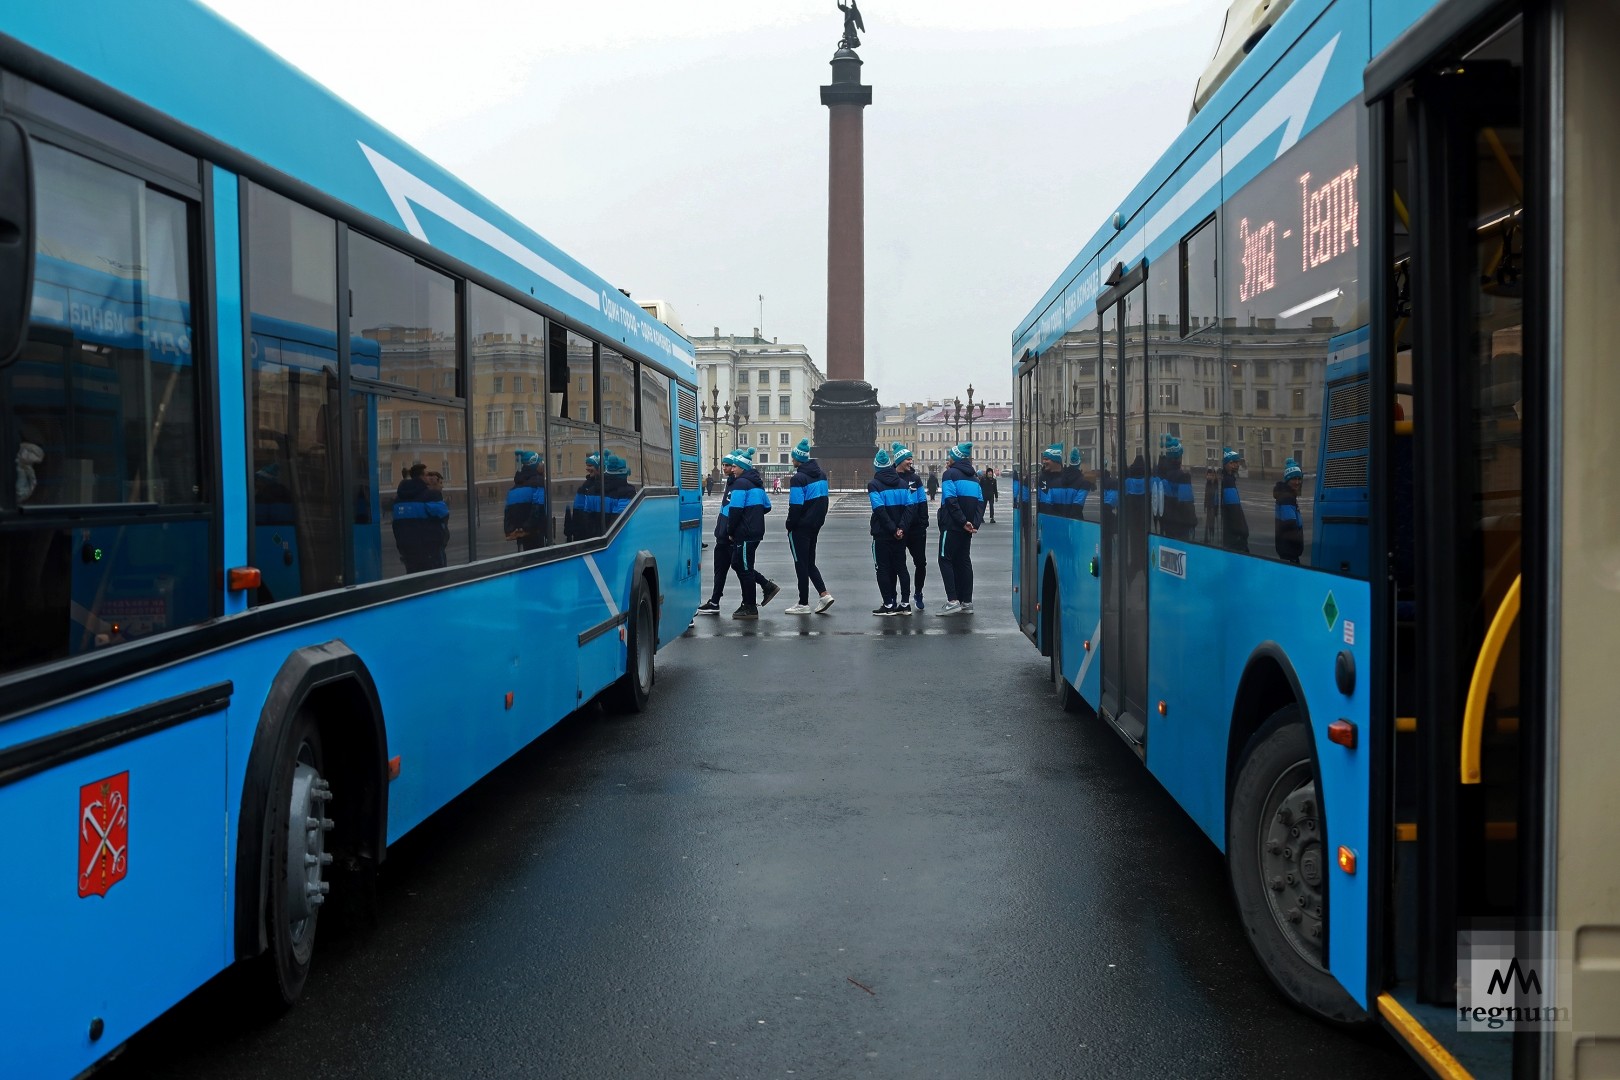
left=1373, top=12, right=1548, bottom=1074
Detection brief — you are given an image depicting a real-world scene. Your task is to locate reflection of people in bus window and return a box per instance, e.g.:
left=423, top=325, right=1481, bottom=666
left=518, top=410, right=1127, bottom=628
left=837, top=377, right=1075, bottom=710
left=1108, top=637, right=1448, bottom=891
left=603, top=454, right=635, bottom=530
left=1220, top=447, right=1250, bottom=553
left=567, top=453, right=602, bottom=541
left=1063, top=447, right=1095, bottom=521
left=1156, top=437, right=1196, bottom=540
left=505, top=449, right=548, bottom=550
left=1273, top=458, right=1304, bottom=564
left=392, top=462, right=448, bottom=572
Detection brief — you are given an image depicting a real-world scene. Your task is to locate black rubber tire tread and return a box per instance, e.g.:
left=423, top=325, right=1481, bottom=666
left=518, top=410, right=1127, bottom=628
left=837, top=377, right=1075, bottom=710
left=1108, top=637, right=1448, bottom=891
left=606, top=587, right=655, bottom=714
left=1050, top=591, right=1086, bottom=715
left=1228, top=705, right=1370, bottom=1026
left=256, top=708, right=324, bottom=1008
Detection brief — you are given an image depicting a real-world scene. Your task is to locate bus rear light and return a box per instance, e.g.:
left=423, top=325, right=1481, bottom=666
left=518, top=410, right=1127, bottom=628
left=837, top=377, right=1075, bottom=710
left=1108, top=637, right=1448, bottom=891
left=227, top=566, right=261, bottom=591
left=1327, top=719, right=1357, bottom=748
left=387, top=756, right=402, bottom=781
left=1337, top=846, right=1357, bottom=874
left=1083, top=639, right=1091, bottom=652
left=1157, top=700, right=1167, bottom=716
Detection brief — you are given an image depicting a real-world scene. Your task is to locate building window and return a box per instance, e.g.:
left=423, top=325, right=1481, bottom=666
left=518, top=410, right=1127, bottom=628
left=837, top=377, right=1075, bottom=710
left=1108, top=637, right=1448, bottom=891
left=1233, top=390, right=1244, bottom=412
left=779, top=432, right=790, bottom=446
left=1256, top=389, right=1270, bottom=412
left=1261, top=427, right=1273, bottom=443
left=779, top=395, right=791, bottom=417
left=779, top=370, right=791, bottom=384
left=758, top=395, right=769, bottom=417
left=380, top=416, right=393, bottom=440
left=1157, top=384, right=1179, bottom=408
left=1254, top=361, right=1271, bottom=378
left=1206, top=425, right=1216, bottom=439
left=1295, top=427, right=1305, bottom=441
left=1165, top=422, right=1181, bottom=437
left=513, top=408, right=526, bottom=433
left=493, top=375, right=504, bottom=393
left=486, top=454, right=498, bottom=475
left=737, top=370, right=749, bottom=385
left=757, top=431, right=768, bottom=446
left=779, top=453, right=790, bottom=464
left=1292, top=389, right=1306, bottom=412
left=437, top=415, right=449, bottom=442
left=737, top=432, right=749, bottom=445
left=1292, top=360, right=1307, bottom=378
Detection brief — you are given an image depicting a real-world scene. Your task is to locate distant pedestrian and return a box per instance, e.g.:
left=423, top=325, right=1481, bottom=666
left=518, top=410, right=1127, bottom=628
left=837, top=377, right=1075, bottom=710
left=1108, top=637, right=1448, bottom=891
left=981, top=467, right=999, bottom=522
left=696, top=452, right=742, bottom=614
left=725, top=447, right=781, bottom=619
left=772, top=475, right=782, bottom=495
left=936, top=442, right=983, bottom=615
left=1220, top=446, right=1251, bottom=553
left=893, top=443, right=928, bottom=612
left=783, top=439, right=835, bottom=614
left=1273, top=458, right=1304, bottom=563
left=867, top=447, right=910, bottom=616
left=926, top=470, right=939, bottom=501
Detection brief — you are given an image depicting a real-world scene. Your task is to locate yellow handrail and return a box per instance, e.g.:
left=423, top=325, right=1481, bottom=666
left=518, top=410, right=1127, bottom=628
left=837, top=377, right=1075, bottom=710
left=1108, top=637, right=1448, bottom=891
left=1461, top=574, right=1520, bottom=784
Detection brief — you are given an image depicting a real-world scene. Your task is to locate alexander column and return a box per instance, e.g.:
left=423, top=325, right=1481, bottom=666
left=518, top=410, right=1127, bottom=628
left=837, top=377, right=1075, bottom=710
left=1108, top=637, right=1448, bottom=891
left=811, top=1, right=880, bottom=489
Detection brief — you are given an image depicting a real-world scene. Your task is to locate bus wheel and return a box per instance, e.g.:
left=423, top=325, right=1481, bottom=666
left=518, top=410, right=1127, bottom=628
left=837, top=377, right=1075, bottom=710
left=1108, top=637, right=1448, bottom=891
left=1228, top=706, right=1367, bottom=1024
left=262, top=710, right=333, bottom=1006
left=608, top=586, right=655, bottom=713
left=1050, top=602, right=1084, bottom=714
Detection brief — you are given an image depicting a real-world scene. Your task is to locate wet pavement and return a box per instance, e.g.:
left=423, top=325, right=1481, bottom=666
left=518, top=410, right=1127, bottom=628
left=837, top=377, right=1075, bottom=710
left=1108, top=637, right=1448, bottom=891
left=103, top=511, right=1418, bottom=1079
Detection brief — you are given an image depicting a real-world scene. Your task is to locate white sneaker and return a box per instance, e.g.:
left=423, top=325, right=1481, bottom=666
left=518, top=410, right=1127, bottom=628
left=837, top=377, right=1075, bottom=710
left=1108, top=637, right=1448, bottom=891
left=960, top=602, right=974, bottom=614
left=784, top=603, right=813, bottom=614
left=937, top=600, right=963, bottom=616
left=814, top=594, right=836, bottom=613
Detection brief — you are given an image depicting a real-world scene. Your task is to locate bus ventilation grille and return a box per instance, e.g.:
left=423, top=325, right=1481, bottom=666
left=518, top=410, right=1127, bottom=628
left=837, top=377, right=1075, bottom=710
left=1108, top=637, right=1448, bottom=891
left=680, top=426, right=698, bottom=457
left=681, top=459, right=701, bottom=488
left=677, top=388, right=698, bottom=423
left=1324, top=455, right=1369, bottom=488
left=1329, top=379, right=1370, bottom=421
left=1328, top=421, right=1370, bottom=454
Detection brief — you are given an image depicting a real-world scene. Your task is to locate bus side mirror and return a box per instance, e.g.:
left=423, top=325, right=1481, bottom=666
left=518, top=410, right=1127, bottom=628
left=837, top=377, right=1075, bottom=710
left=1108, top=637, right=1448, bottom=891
left=0, top=117, right=35, bottom=367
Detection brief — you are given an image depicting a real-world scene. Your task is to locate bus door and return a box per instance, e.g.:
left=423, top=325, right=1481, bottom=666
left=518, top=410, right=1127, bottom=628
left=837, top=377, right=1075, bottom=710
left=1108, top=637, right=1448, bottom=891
left=1097, top=262, right=1150, bottom=750
left=1016, top=355, right=1038, bottom=638
left=1382, top=14, right=1539, bottom=1028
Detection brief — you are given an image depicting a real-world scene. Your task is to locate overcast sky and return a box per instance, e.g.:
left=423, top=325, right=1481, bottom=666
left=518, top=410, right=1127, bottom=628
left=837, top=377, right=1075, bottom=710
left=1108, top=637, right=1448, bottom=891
left=199, top=0, right=1228, bottom=404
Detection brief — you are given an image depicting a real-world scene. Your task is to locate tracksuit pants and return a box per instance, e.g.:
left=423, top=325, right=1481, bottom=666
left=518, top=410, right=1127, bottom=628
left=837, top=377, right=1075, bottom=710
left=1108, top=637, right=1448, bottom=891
left=872, top=535, right=909, bottom=605
left=788, top=526, right=827, bottom=605
left=938, top=529, right=974, bottom=603
left=709, top=538, right=734, bottom=602
left=731, top=540, right=767, bottom=607
left=902, top=529, right=927, bottom=602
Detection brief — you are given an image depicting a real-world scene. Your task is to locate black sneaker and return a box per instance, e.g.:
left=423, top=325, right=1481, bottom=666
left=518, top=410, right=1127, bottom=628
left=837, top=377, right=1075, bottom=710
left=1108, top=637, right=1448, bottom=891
left=696, top=599, right=721, bottom=615
left=872, top=604, right=898, bottom=616
left=896, top=603, right=913, bottom=616
left=760, top=579, right=781, bottom=607
left=732, top=605, right=759, bottom=620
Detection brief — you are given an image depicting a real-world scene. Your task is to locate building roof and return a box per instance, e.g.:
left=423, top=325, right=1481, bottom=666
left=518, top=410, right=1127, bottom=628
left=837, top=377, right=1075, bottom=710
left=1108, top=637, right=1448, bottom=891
left=914, top=403, right=1014, bottom=425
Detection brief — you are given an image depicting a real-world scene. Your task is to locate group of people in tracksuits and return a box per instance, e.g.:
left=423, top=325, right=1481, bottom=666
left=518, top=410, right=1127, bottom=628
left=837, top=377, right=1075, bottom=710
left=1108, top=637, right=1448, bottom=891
left=696, top=438, right=986, bottom=620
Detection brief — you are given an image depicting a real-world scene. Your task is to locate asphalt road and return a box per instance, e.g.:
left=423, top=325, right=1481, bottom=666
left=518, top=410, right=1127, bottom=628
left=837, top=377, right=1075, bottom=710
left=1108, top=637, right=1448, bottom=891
left=103, top=508, right=1418, bottom=1079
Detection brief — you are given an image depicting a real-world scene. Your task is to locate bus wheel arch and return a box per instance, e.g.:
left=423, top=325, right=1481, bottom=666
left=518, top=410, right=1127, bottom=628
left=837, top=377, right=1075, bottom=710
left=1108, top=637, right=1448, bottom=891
left=1224, top=648, right=1368, bottom=1024
left=607, top=554, right=659, bottom=713
left=235, top=642, right=388, bottom=1004
left=1042, top=557, right=1084, bottom=713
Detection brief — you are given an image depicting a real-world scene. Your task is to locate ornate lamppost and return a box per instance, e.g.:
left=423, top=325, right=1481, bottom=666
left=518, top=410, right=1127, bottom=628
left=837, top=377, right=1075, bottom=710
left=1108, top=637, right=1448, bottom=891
left=955, top=383, right=987, bottom=444
left=726, top=394, right=750, bottom=455
left=700, top=386, right=752, bottom=475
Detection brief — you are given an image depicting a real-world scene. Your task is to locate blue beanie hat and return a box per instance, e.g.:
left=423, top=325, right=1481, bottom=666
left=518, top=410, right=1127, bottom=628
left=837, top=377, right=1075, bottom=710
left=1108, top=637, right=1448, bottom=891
left=721, top=451, right=739, bottom=468
left=1162, top=436, right=1184, bottom=459
left=791, top=438, right=812, bottom=463
left=873, top=448, right=893, bottom=469
left=606, top=454, right=630, bottom=476
left=949, top=442, right=973, bottom=462
left=515, top=449, right=541, bottom=468
left=1068, top=447, right=1084, bottom=466
left=586, top=452, right=601, bottom=469
left=1284, top=458, right=1303, bottom=481
left=1042, top=443, right=1064, bottom=463
left=1223, top=446, right=1243, bottom=464
left=891, top=441, right=913, bottom=464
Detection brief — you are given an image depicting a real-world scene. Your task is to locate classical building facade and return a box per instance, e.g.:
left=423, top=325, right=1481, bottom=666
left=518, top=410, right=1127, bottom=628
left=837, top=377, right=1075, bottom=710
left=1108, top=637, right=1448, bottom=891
left=688, top=329, right=827, bottom=478
left=910, top=400, right=1015, bottom=476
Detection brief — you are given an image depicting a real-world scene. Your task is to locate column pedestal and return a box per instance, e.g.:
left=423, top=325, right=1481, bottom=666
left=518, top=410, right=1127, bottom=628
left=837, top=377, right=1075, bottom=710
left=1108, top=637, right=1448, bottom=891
left=811, top=380, right=880, bottom=490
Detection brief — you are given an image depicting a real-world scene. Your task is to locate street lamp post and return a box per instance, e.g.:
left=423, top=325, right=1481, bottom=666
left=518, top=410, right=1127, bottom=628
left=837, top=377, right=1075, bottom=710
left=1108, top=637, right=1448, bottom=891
left=700, top=386, right=751, bottom=474
left=956, top=383, right=988, bottom=444
left=726, top=395, right=750, bottom=455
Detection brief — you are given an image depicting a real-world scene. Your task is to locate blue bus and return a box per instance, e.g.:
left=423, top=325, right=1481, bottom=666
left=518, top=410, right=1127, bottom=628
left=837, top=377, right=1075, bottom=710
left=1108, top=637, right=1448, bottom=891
left=1013, top=0, right=1619, bottom=1076
left=0, top=4, right=702, bottom=1074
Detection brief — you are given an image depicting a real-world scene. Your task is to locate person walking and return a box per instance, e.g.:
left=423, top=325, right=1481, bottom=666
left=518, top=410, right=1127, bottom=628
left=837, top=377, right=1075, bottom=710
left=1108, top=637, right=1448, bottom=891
left=1273, top=457, right=1305, bottom=563
left=1157, top=437, right=1197, bottom=540
left=1036, top=442, right=1066, bottom=517
left=784, top=439, right=835, bottom=614
left=725, top=447, right=781, bottom=619
left=893, top=443, right=928, bottom=612
left=504, top=449, right=548, bottom=550
left=981, top=466, right=1000, bottom=522
left=566, top=452, right=602, bottom=542
left=696, top=451, right=742, bottom=614
left=936, top=442, right=984, bottom=615
left=867, top=447, right=911, bottom=616
left=1220, top=446, right=1251, bottom=553
left=391, top=462, right=449, bottom=573
left=926, top=469, right=939, bottom=502
left=1062, top=447, right=1095, bottom=520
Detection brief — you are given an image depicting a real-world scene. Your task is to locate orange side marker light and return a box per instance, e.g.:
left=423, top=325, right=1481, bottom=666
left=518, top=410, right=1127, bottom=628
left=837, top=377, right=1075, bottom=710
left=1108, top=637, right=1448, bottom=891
left=1337, top=846, right=1357, bottom=874
left=227, top=566, right=262, bottom=591
left=387, top=755, right=402, bottom=781
left=1327, top=719, right=1357, bottom=748
left=504, top=692, right=514, bottom=710
left=1157, top=700, right=1167, bottom=716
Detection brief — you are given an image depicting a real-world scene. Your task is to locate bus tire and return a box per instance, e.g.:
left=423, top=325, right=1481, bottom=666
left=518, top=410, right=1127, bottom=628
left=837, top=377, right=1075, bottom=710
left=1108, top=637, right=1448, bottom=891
left=257, top=708, right=333, bottom=1007
left=1050, top=601, right=1085, bottom=715
left=607, top=585, right=655, bottom=713
left=1227, top=706, right=1368, bottom=1025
